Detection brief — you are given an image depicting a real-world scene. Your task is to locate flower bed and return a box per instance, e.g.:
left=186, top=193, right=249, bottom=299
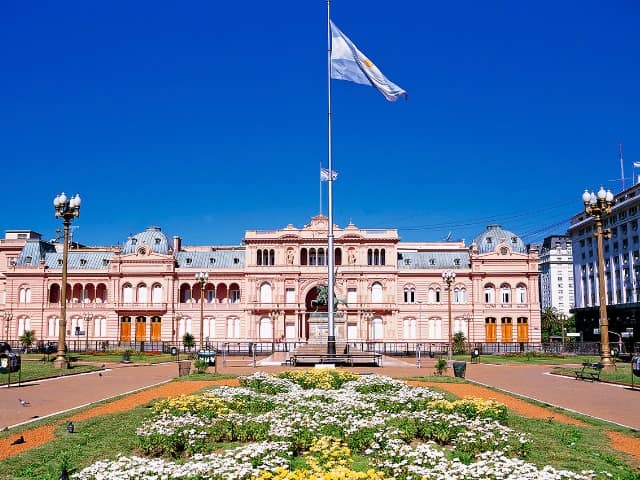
left=73, top=371, right=605, bottom=480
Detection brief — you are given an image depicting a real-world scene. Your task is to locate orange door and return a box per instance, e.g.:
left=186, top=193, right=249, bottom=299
left=485, top=318, right=497, bottom=342
left=517, top=317, right=529, bottom=342
left=150, top=316, right=161, bottom=342
left=120, top=317, right=131, bottom=342
left=135, top=316, right=147, bottom=342
left=501, top=318, right=513, bottom=342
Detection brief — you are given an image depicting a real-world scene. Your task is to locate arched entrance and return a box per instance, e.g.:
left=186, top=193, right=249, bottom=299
left=304, top=286, right=327, bottom=340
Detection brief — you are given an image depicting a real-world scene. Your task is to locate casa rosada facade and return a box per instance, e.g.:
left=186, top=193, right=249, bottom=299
left=0, top=216, right=541, bottom=348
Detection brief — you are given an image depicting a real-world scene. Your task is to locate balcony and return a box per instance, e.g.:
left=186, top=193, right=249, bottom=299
left=115, top=302, right=168, bottom=313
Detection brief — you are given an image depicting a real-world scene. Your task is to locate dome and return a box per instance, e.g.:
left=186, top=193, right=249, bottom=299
left=472, top=224, right=526, bottom=254
left=122, top=226, right=171, bottom=255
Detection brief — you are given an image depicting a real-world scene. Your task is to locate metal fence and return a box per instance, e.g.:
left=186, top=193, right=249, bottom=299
left=3, top=339, right=639, bottom=358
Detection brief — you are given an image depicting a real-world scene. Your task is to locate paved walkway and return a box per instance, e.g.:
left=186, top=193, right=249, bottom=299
left=1, top=357, right=639, bottom=431
left=0, top=361, right=178, bottom=429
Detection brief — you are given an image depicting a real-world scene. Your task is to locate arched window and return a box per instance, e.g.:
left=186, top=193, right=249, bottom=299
left=17, top=316, right=31, bottom=336
left=96, top=283, right=107, bottom=303
left=94, top=316, right=107, bottom=337
left=459, top=287, right=467, bottom=304
left=429, top=287, right=441, bottom=303
left=371, top=282, right=383, bottom=303
left=178, top=316, right=192, bottom=337
left=402, top=317, right=416, bottom=339
left=179, top=283, right=191, bottom=303
left=300, top=248, right=308, bottom=265
left=123, top=284, right=133, bottom=304
left=203, top=317, right=216, bottom=339
left=260, top=283, right=272, bottom=303
left=230, top=283, right=241, bottom=303
left=49, top=284, right=60, bottom=304
left=216, top=283, right=228, bottom=303
left=501, top=317, right=513, bottom=342
left=516, top=284, right=527, bottom=304
left=317, top=248, right=326, bottom=266
left=84, top=284, right=95, bottom=303
left=453, top=316, right=467, bottom=334
left=381, top=249, right=386, bottom=265
left=48, top=316, right=59, bottom=337
left=19, top=286, right=31, bottom=303
left=485, top=317, right=497, bottom=342
left=309, top=248, right=317, bottom=266
left=152, top=284, right=163, bottom=304
left=373, top=249, right=380, bottom=265
left=517, top=317, right=529, bottom=342
left=367, top=249, right=373, bottom=265
left=335, top=248, right=342, bottom=266
left=257, top=249, right=263, bottom=266
left=453, top=288, right=460, bottom=303
left=269, top=249, right=275, bottom=266
left=72, top=283, right=83, bottom=303
left=259, top=316, right=273, bottom=340
left=403, top=287, right=409, bottom=303
left=484, top=284, right=495, bottom=304
left=370, top=317, right=383, bottom=340
left=137, top=283, right=147, bottom=303
left=205, top=283, right=215, bottom=303
left=428, top=317, right=442, bottom=339
left=500, top=284, right=511, bottom=304
left=227, top=317, right=241, bottom=338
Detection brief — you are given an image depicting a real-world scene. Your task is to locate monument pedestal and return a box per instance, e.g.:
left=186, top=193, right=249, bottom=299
left=308, top=312, right=345, bottom=344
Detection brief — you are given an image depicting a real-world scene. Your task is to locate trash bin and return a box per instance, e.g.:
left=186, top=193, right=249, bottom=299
left=452, top=361, right=466, bottom=378
left=198, top=350, right=216, bottom=366
left=632, top=356, right=640, bottom=377
left=178, top=361, right=191, bottom=377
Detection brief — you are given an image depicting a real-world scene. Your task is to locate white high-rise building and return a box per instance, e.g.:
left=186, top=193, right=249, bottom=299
left=539, top=235, right=574, bottom=316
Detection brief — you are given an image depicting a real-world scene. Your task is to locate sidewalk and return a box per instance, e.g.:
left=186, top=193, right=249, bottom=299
left=0, top=362, right=178, bottom=429
left=1, top=357, right=639, bottom=431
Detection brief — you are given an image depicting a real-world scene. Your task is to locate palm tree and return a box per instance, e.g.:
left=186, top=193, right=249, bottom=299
left=540, top=307, right=559, bottom=341
left=182, top=332, right=195, bottom=353
left=19, top=330, right=36, bottom=352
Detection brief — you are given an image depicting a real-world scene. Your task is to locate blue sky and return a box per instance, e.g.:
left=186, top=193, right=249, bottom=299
left=2, top=1, right=639, bottom=247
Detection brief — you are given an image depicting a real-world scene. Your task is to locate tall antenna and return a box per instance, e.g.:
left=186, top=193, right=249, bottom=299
left=619, top=143, right=625, bottom=191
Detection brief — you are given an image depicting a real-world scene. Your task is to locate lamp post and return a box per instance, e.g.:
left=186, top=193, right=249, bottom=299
left=269, top=308, right=279, bottom=351
left=2, top=312, right=12, bottom=342
left=557, top=313, right=567, bottom=350
left=582, top=186, right=614, bottom=371
left=442, top=270, right=456, bottom=361
left=53, top=192, right=81, bottom=369
left=194, top=272, right=208, bottom=352
left=83, top=313, right=93, bottom=352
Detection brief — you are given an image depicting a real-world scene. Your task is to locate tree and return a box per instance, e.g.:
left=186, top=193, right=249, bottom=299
left=19, top=329, right=36, bottom=352
left=182, top=332, right=195, bottom=352
left=540, top=307, right=560, bottom=342
left=452, top=331, right=467, bottom=355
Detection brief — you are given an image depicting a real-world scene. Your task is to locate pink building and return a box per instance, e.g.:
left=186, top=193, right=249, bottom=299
left=0, top=216, right=541, bottom=349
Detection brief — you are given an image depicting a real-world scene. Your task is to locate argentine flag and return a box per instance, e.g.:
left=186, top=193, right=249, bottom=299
left=330, top=21, right=407, bottom=102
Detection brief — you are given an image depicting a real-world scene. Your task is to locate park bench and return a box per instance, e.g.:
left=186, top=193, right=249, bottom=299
left=574, top=362, right=604, bottom=382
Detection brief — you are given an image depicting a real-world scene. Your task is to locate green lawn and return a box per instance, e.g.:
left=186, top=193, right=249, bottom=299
left=455, top=352, right=601, bottom=365
left=0, top=375, right=637, bottom=480
left=552, top=363, right=638, bottom=385
left=0, top=361, right=99, bottom=386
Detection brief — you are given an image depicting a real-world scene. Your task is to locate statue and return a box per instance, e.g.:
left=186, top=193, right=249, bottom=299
left=311, top=285, right=347, bottom=310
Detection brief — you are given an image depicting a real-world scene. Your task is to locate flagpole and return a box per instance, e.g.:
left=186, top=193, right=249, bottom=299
left=319, top=161, right=323, bottom=215
left=326, top=0, right=336, bottom=356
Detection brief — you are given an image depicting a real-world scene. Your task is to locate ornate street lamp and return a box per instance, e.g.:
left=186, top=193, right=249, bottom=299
left=83, top=313, right=93, bottom=352
left=194, top=272, right=208, bottom=351
left=2, top=312, right=12, bottom=342
left=582, top=186, right=614, bottom=371
left=442, top=270, right=456, bottom=361
left=53, top=192, right=81, bottom=369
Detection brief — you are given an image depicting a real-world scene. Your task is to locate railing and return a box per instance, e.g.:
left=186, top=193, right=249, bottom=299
left=3, top=339, right=639, bottom=357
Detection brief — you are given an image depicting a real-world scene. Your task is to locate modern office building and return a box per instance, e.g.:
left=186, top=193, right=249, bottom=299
left=569, top=183, right=640, bottom=345
left=539, top=235, right=574, bottom=317
left=0, top=217, right=541, bottom=348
